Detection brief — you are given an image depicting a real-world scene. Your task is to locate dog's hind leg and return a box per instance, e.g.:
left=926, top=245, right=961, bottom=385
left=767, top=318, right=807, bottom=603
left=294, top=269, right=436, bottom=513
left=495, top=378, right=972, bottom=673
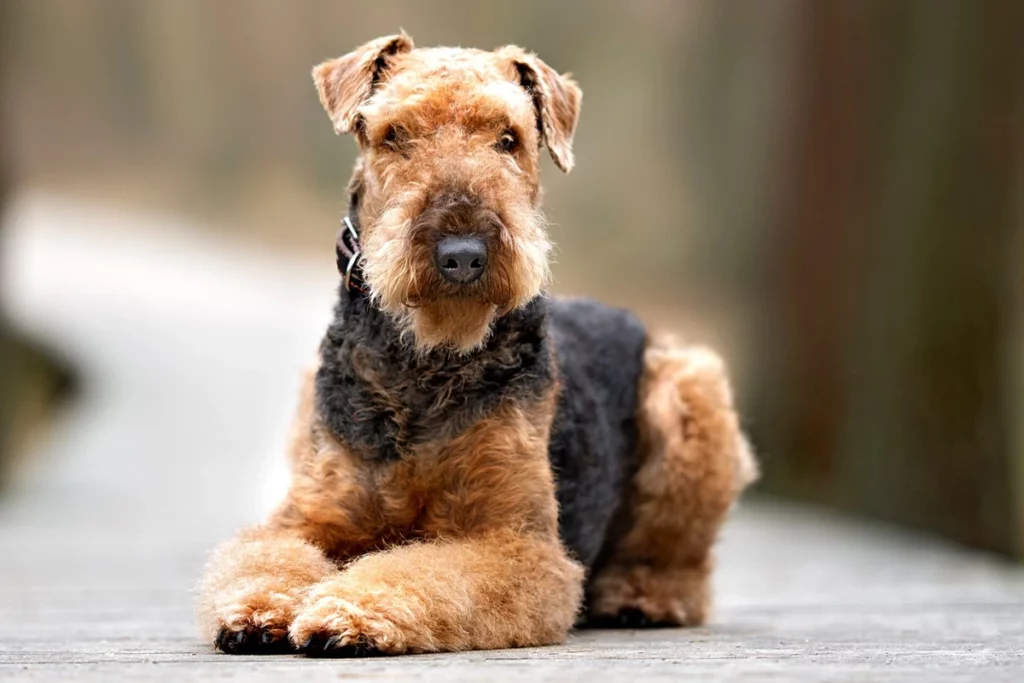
left=583, top=340, right=758, bottom=627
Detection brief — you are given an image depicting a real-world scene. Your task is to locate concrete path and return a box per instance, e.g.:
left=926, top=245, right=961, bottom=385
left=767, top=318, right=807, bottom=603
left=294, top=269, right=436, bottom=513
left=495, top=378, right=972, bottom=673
left=2, top=195, right=1023, bottom=681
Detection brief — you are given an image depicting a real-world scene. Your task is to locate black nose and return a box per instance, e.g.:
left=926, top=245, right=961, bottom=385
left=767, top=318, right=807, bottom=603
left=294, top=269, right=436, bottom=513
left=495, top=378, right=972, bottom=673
left=434, top=236, right=487, bottom=284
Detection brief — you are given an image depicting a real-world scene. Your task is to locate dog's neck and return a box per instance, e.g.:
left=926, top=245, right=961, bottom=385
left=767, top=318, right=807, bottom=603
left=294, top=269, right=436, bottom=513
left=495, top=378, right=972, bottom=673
left=315, top=286, right=555, bottom=463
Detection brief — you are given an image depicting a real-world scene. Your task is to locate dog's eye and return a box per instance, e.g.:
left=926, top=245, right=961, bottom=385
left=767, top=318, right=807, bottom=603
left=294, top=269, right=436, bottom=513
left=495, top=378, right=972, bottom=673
left=496, top=130, right=519, bottom=154
left=380, top=125, right=409, bottom=151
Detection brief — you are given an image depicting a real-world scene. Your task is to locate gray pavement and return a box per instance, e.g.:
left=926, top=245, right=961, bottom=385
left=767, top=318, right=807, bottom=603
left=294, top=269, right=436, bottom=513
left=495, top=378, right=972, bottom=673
left=1, top=195, right=1023, bottom=681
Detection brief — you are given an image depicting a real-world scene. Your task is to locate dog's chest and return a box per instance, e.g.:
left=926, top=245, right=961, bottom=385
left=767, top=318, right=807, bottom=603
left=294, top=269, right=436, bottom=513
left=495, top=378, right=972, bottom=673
left=315, top=294, right=554, bottom=462
left=323, top=354, right=513, bottom=460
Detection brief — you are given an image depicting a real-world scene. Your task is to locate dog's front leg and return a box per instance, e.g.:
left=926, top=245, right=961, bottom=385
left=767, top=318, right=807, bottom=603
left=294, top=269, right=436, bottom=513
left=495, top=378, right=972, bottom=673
left=289, top=398, right=583, bottom=655
left=289, top=531, right=583, bottom=655
left=197, top=371, right=356, bottom=654
left=197, top=526, right=338, bottom=654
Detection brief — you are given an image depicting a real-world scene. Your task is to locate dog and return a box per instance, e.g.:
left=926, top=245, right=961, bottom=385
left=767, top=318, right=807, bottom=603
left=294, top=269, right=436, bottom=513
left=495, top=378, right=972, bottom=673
left=197, top=33, right=757, bottom=657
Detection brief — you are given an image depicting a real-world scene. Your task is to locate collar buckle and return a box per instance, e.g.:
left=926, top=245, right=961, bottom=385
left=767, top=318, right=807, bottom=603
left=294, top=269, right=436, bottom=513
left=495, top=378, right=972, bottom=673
left=336, top=216, right=368, bottom=295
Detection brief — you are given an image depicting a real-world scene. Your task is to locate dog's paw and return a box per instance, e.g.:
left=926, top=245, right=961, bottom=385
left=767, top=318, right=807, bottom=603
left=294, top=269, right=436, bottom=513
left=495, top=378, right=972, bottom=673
left=581, top=607, right=678, bottom=629
left=584, top=563, right=709, bottom=629
left=211, top=587, right=304, bottom=655
left=290, top=581, right=428, bottom=657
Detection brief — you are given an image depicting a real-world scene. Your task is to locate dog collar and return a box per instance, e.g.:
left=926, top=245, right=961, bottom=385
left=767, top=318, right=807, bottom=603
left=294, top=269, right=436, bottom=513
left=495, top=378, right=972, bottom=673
left=336, top=215, right=368, bottom=295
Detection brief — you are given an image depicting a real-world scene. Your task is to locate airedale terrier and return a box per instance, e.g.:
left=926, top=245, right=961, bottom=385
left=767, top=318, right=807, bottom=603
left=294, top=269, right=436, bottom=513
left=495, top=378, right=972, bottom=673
left=198, top=34, right=757, bottom=657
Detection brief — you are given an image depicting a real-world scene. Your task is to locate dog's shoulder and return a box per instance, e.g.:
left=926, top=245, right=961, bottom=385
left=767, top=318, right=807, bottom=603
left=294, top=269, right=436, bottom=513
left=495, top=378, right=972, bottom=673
left=547, top=296, right=648, bottom=389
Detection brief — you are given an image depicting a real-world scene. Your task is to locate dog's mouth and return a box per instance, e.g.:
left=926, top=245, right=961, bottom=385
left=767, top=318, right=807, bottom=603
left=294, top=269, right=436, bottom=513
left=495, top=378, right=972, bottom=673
left=403, top=278, right=514, bottom=311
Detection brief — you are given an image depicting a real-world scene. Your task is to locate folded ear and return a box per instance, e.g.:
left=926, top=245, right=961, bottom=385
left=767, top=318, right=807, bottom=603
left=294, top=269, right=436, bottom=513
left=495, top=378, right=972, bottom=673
left=498, top=46, right=582, bottom=172
left=313, top=33, right=414, bottom=135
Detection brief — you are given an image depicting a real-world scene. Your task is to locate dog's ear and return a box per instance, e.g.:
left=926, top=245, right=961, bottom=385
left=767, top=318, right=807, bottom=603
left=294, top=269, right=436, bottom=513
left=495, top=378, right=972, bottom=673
left=313, top=33, right=414, bottom=135
left=498, top=46, right=582, bottom=173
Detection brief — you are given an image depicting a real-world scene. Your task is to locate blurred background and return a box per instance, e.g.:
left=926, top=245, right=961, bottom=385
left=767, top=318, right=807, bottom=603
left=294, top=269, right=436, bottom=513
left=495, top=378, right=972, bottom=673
left=1, top=0, right=1021, bottom=558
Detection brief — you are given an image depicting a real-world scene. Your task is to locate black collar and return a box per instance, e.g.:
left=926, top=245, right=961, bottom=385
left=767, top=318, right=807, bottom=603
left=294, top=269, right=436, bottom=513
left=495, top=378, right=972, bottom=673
left=335, top=213, right=368, bottom=295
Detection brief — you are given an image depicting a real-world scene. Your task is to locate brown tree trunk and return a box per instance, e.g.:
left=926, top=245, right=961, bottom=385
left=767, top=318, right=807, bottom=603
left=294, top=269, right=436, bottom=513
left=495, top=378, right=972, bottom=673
left=0, top=2, right=76, bottom=489
left=752, top=0, right=1023, bottom=556
left=0, top=0, right=14, bottom=476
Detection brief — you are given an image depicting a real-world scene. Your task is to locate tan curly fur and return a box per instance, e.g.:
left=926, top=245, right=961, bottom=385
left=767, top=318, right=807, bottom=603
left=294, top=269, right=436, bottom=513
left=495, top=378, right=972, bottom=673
left=197, top=34, right=755, bottom=657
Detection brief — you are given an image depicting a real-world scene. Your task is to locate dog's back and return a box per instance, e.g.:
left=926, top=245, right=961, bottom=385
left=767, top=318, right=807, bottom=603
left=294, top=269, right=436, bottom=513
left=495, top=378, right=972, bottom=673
left=546, top=298, right=647, bottom=569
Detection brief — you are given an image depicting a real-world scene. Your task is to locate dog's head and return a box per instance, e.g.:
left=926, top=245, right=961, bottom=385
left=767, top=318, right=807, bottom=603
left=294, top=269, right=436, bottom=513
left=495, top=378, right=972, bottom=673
left=313, top=34, right=581, bottom=351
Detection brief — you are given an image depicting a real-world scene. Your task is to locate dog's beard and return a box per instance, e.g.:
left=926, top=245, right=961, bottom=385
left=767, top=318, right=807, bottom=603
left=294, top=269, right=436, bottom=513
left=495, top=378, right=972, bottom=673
left=388, top=257, right=527, bottom=352
left=361, top=205, right=551, bottom=353
left=403, top=299, right=499, bottom=352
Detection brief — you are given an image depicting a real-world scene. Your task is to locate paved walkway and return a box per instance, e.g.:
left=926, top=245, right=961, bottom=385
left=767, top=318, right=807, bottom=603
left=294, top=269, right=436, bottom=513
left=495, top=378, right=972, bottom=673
left=1, top=195, right=1023, bottom=681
